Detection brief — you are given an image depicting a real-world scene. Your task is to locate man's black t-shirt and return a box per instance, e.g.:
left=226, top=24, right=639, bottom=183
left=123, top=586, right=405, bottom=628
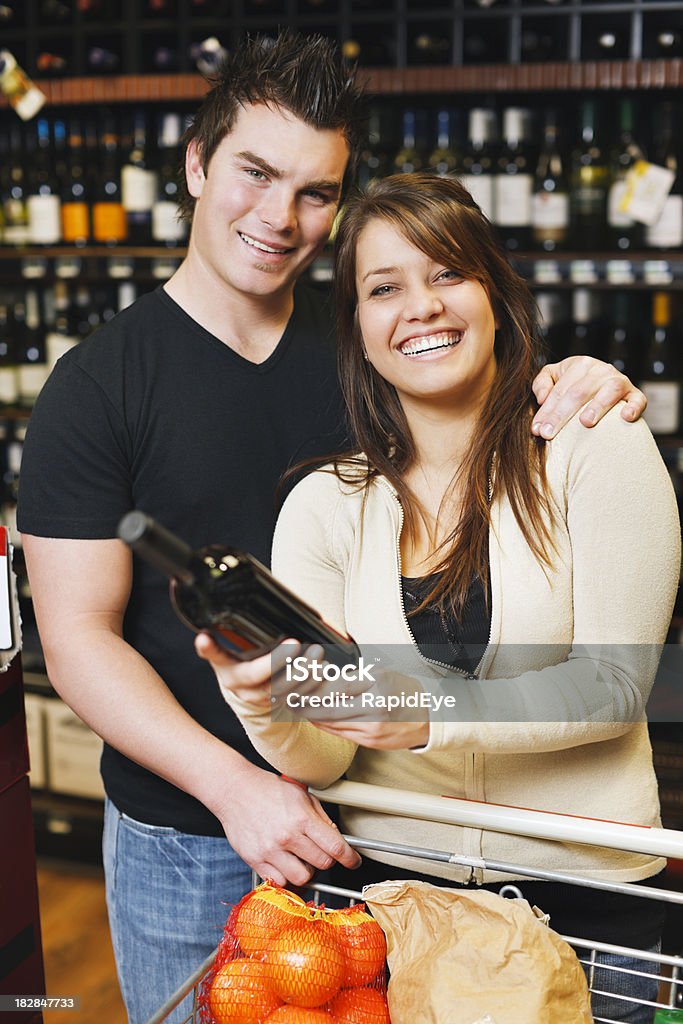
left=17, top=285, right=347, bottom=835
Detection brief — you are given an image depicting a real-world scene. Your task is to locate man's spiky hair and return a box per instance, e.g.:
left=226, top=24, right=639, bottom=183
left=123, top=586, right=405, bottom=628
left=178, top=31, right=367, bottom=220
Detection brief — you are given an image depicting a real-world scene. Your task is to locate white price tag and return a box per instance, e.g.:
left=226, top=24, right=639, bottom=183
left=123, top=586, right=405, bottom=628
left=619, top=160, right=676, bottom=226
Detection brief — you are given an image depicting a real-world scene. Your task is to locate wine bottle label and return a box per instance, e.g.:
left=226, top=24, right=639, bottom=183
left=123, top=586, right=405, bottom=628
left=494, top=174, right=533, bottom=226
left=93, top=202, right=128, bottom=243
left=645, top=195, right=683, bottom=249
left=3, top=199, right=29, bottom=245
left=152, top=201, right=187, bottom=242
left=532, top=192, right=569, bottom=230
left=121, top=165, right=158, bottom=213
left=18, top=362, right=49, bottom=402
left=574, top=186, right=606, bottom=217
left=642, top=381, right=680, bottom=434
left=62, top=202, right=90, bottom=243
left=608, top=180, right=635, bottom=228
left=0, top=368, right=18, bottom=404
left=27, top=194, right=62, bottom=244
left=460, top=174, right=494, bottom=221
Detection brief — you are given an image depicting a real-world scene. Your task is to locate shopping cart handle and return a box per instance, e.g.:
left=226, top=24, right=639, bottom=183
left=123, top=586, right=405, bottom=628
left=310, top=780, right=683, bottom=860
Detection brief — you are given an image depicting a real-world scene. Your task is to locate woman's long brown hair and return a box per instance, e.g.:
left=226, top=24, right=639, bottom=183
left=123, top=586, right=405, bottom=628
left=332, top=172, right=556, bottom=616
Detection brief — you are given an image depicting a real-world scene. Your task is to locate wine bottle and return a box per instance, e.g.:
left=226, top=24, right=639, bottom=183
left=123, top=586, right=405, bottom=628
left=27, top=118, right=62, bottom=246
left=459, top=108, right=495, bottom=222
left=606, top=292, right=638, bottom=379
left=427, top=109, right=460, bottom=177
left=61, top=118, right=90, bottom=247
left=570, top=100, right=609, bottom=251
left=393, top=110, right=423, bottom=174
left=567, top=287, right=602, bottom=359
left=494, top=107, right=533, bottom=252
left=645, top=102, right=683, bottom=251
left=117, top=511, right=360, bottom=667
left=0, top=50, right=46, bottom=121
left=121, top=110, right=158, bottom=245
left=0, top=300, right=18, bottom=406
left=151, top=113, right=188, bottom=246
left=92, top=117, right=128, bottom=246
left=190, top=37, right=229, bottom=76
left=607, top=99, right=645, bottom=252
left=536, top=290, right=568, bottom=363
left=640, top=292, right=681, bottom=437
left=531, top=110, right=569, bottom=253
left=45, top=280, right=79, bottom=372
left=17, top=289, right=49, bottom=408
left=2, top=126, right=29, bottom=248
left=356, top=105, right=392, bottom=189
left=87, top=47, right=120, bottom=72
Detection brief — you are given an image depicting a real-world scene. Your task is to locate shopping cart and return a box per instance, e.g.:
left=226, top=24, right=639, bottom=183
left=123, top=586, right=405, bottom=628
left=145, top=780, right=683, bottom=1024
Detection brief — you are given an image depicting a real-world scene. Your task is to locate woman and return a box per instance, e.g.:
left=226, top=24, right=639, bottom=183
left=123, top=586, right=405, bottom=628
left=198, top=174, right=680, bottom=1023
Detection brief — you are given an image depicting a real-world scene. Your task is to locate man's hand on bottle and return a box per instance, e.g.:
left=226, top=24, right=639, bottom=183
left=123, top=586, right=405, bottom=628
left=195, top=633, right=361, bottom=886
left=532, top=355, right=646, bottom=439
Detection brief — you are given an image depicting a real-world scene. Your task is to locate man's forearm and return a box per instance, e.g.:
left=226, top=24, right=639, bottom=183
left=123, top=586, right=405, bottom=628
left=43, top=627, right=254, bottom=819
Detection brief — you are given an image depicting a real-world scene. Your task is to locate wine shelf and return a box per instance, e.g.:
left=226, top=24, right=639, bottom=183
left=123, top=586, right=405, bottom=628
left=1, top=60, right=683, bottom=110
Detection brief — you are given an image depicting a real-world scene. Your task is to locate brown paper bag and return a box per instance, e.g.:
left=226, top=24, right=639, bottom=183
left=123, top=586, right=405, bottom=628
left=364, top=880, right=593, bottom=1024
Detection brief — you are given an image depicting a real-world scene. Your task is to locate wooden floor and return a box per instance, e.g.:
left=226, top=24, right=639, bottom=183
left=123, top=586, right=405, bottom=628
left=37, top=859, right=127, bottom=1024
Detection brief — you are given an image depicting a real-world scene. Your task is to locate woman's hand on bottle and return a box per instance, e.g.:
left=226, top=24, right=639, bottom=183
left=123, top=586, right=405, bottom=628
left=194, top=632, right=283, bottom=707
left=531, top=356, right=646, bottom=439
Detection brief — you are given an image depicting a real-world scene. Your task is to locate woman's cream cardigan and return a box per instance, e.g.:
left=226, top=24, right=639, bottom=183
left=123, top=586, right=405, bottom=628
left=227, top=409, right=680, bottom=883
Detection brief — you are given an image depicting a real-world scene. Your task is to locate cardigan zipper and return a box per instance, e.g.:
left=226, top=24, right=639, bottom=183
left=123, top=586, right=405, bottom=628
left=382, top=481, right=482, bottom=679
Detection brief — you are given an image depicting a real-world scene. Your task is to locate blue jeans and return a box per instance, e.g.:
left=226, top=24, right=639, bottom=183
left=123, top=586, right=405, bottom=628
left=588, top=948, right=661, bottom=1024
left=102, top=798, right=252, bottom=1024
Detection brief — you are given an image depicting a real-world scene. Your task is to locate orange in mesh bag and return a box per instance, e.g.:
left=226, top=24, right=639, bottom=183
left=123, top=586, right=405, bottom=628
left=363, top=880, right=593, bottom=1024
left=200, top=880, right=390, bottom=1024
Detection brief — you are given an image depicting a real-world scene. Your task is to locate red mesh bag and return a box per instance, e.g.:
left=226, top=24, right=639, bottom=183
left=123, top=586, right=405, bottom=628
left=199, top=880, right=389, bottom=1023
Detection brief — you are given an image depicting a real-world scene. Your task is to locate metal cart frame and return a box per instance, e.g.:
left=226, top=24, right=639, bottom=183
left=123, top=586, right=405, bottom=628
left=145, top=781, right=683, bottom=1024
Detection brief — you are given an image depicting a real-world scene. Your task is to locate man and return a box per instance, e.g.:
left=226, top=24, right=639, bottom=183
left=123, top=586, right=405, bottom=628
left=18, top=31, right=646, bottom=1024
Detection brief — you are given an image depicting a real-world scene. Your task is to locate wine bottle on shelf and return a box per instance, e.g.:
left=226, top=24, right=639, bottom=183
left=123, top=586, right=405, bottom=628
left=570, top=100, right=609, bottom=252
left=27, top=118, right=62, bottom=246
left=606, top=292, right=639, bottom=380
left=494, top=107, right=533, bottom=252
left=17, top=289, right=49, bottom=409
left=393, top=110, right=423, bottom=174
left=152, top=113, right=187, bottom=246
left=640, top=292, right=681, bottom=437
left=536, top=290, right=568, bottom=364
left=61, top=118, right=91, bottom=247
left=531, top=109, right=569, bottom=253
left=0, top=50, right=46, bottom=121
left=36, top=53, right=68, bottom=74
left=92, top=117, right=128, bottom=246
left=117, top=511, right=360, bottom=667
left=607, top=99, right=645, bottom=253
left=0, top=300, right=18, bottom=407
left=2, top=126, right=29, bottom=248
left=356, top=106, right=392, bottom=188
left=567, top=287, right=603, bottom=360
left=427, top=109, right=460, bottom=177
left=88, top=47, right=120, bottom=72
left=191, top=37, right=228, bottom=76
left=645, top=102, right=683, bottom=251
left=46, top=280, right=79, bottom=372
left=121, top=110, right=158, bottom=245
left=459, top=107, right=495, bottom=222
